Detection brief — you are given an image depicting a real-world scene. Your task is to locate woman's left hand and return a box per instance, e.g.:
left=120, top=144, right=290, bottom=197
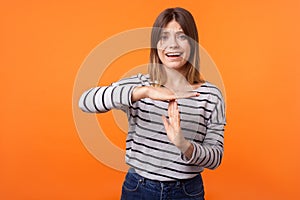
left=162, top=100, right=193, bottom=155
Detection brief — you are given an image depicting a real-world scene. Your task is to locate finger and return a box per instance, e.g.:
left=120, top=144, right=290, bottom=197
left=168, top=100, right=173, bottom=112
left=162, top=115, right=169, bottom=130
left=183, top=92, right=199, bottom=98
left=170, top=100, right=175, bottom=112
left=173, top=100, right=177, bottom=116
left=175, top=91, right=200, bottom=99
left=166, top=94, right=176, bottom=101
left=174, top=100, right=178, bottom=110
left=173, top=101, right=180, bottom=127
left=169, top=100, right=175, bottom=123
left=169, top=108, right=173, bottom=125
left=168, top=101, right=172, bottom=120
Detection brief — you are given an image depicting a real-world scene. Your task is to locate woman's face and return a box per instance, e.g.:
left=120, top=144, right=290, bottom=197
left=157, top=20, right=191, bottom=73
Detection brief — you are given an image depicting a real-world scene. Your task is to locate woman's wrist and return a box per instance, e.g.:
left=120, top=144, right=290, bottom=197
left=183, top=142, right=194, bottom=159
left=178, top=140, right=194, bottom=159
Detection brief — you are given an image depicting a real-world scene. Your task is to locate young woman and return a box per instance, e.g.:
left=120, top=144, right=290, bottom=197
left=79, top=7, right=226, bottom=200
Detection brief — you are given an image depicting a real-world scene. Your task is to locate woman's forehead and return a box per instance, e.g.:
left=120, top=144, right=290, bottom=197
left=163, top=20, right=182, bottom=30
left=161, top=20, right=184, bottom=34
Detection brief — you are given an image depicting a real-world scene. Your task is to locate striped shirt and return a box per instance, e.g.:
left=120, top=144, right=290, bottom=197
left=79, top=73, right=226, bottom=181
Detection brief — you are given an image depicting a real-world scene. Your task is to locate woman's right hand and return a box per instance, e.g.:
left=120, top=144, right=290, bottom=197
left=132, top=86, right=199, bottom=102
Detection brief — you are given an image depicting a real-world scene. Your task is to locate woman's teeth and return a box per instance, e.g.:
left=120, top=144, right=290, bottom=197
left=166, top=52, right=182, bottom=57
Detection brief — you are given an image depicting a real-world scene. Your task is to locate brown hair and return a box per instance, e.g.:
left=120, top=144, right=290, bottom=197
left=149, top=7, right=204, bottom=86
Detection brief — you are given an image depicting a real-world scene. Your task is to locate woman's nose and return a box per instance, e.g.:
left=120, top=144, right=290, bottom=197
left=168, top=35, right=179, bottom=49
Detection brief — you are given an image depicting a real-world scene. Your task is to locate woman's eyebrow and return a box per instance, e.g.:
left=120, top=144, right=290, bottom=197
left=161, top=31, right=170, bottom=34
left=175, top=31, right=185, bottom=34
left=161, top=30, right=185, bottom=34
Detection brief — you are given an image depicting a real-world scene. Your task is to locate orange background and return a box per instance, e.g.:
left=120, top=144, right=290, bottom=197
left=1, top=0, right=300, bottom=199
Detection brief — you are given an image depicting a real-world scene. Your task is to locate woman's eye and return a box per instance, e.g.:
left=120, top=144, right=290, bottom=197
left=177, top=34, right=187, bottom=40
left=160, top=35, right=168, bottom=41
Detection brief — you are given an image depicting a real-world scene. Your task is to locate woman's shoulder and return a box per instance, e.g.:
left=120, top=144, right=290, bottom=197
left=112, top=73, right=151, bottom=86
left=197, top=81, right=225, bottom=101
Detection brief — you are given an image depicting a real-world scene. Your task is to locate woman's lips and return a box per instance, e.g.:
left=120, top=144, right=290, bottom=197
left=165, top=52, right=183, bottom=57
left=165, top=52, right=183, bottom=61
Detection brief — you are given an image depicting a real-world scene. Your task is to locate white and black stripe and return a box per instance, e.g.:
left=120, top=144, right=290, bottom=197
left=79, top=73, right=226, bottom=181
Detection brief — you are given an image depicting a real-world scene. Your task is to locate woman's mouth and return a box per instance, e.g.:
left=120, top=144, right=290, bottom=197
left=165, top=52, right=183, bottom=57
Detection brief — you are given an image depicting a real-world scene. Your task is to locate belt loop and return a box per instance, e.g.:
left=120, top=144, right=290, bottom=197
left=140, top=177, right=145, bottom=185
left=176, top=180, right=181, bottom=187
left=160, top=182, right=164, bottom=199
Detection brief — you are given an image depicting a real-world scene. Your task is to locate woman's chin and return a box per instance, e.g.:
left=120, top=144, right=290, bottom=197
left=163, top=63, right=187, bottom=71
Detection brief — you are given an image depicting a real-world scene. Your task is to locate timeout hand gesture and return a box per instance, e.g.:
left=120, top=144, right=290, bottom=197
left=132, top=86, right=199, bottom=102
left=162, top=100, right=193, bottom=157
left=132, top=86, right=196, bottom=158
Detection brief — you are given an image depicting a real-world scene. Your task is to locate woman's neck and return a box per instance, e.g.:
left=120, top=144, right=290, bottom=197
left=163, top=67, right=193, bottom=92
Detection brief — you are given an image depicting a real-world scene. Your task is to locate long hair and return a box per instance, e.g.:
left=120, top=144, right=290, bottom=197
left=149, top=7, right=204, bottom=86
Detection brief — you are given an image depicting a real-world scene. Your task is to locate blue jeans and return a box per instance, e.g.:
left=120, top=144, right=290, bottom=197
left=121, top=169, right=205, bottom=200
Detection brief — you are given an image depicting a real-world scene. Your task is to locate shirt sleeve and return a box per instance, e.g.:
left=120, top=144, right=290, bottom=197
left=78, top=75, right=146, bottom=113
left=181, top=92, right=226, bottom=170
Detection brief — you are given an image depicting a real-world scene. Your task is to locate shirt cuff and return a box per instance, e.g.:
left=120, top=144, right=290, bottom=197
left=180, top=142, right=198, bottom=164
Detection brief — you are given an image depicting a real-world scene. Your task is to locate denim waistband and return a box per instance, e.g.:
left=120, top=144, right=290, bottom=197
left=128, top=168, right=201, bottom=187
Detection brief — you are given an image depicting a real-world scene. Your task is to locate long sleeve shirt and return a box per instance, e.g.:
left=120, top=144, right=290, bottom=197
left=79, top=73, right=226, bottom=181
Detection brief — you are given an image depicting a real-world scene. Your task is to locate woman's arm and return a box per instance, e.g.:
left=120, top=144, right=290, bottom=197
left=163, top=95, right=226, bottom=169
left=183, top=97, right=226, bottom=169
left=79, top=77, right=199, bottom=113
left=79, top=84, right=137, bottom=113
left=132, top=86, right=197, bottom=102
left=162, top=100, right=194, bottom=159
